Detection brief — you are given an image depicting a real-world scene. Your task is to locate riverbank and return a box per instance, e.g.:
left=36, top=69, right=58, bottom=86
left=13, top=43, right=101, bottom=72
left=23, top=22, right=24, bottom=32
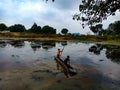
left=0, top=57, right=119, bottom=90
left=0, top=32, right=120, bottom=45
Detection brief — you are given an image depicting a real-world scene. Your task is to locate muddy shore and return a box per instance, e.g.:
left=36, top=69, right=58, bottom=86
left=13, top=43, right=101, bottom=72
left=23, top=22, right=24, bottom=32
left=0, top=58, right=119, bottom=90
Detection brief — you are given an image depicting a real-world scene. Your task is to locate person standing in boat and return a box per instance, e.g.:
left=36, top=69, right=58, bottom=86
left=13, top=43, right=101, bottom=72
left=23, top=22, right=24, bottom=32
left=56, top=48, right=62, bottom=70
left=57, top=48, right=62, bottom=59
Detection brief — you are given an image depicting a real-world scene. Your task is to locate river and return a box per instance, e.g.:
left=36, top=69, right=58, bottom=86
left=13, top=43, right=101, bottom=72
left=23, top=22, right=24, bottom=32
left=0, top=39, right=120, bottom=90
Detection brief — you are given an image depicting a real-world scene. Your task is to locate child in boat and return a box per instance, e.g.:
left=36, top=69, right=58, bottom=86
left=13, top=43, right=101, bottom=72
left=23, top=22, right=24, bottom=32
left=64, top=56, right=73, bottom=69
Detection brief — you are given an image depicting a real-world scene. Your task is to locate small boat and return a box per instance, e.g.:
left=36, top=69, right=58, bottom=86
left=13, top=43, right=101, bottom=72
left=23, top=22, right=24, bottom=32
left=54, top=56, right=77, bottom=76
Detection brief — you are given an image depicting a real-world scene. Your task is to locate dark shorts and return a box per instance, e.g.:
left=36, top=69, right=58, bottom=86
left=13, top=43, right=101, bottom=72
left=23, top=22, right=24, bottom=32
left=57, top=55, right=60, bottom=58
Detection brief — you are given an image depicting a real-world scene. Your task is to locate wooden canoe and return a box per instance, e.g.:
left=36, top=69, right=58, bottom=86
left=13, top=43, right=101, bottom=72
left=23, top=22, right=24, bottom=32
left=54, top=56, right=77, bottom=76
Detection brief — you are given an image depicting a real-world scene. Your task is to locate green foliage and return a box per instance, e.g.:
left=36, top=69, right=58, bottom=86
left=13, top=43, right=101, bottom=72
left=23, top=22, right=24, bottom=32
left=41, top=25, right=56, bottom=34
left=8, top=24, right=26, bottom=32
left=46, top=0, right=120, bottom=28
left=73, top=0, right=120, bottom=27
left=89, top=24, right=103, bottom=36
left=105, top=20, right=120, bottom=35
left=61, top=28, right=68, bottom=35
left=0, top=22, right=57, bottom=34
left=0, top=23, right=7, bottom=31
left=28, top=23, right=41, bottom=33
left=28, top=23, right=56, bottom=34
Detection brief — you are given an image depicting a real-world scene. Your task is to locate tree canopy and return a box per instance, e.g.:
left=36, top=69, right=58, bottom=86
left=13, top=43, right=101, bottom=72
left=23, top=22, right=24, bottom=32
left=61, top=28, right=68, bottom=35
left=41, top=25, right=56, bottom=34
left=90, top=24, right=103, bottom=36
left=0, top=23, right=7, bottom=31
left=8, top=24, right=26, bottom=32
left=28, top=23, right=41, bottom=33
left=46, top=0, right=120, bottom=27
left=104, top=20, right=120, bottom=35
left=73, top=0, right=120, bottom=27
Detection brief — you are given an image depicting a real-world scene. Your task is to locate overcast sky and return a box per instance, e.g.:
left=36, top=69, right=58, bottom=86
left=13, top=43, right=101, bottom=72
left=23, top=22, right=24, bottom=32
left=0, top=0, right=120, bottom=34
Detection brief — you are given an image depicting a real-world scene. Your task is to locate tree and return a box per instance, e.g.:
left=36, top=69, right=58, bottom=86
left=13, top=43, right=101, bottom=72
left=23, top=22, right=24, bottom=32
left=90, top=24, right=103, bottom=36
left=112, top=21, right=120, bottom=34
left=0, top=23, right=7, bottom=31
left=46, top=0, right=120, bottom=27
left=90, top=26, right=97, bottom=35
left=105, top=21, right=120, bottom=35
left=41, top=25, right=56, bottom=34
left=8, top=24, right=26, bottom=32
left=61, top=28, right=68, bottom=35
left=73, top=0, right=120, bottom=27
left=29, top=23, right=41, bottom=33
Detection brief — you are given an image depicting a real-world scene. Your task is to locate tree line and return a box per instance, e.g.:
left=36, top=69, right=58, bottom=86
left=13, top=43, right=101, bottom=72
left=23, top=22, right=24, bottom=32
left=89, top=20, right=120, bottom=36
left=0, top=23, right=69, bottom=35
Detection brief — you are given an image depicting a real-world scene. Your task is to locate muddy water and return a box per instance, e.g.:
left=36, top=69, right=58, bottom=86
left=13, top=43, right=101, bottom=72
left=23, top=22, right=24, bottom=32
left=0, top=39, right=120, bottom=90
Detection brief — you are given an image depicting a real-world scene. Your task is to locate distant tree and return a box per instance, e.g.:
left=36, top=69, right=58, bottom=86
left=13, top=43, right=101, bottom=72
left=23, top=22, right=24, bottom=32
left=90, top=24, right=103, bottom=36
left=37, top=26, right=41, bottom=32
left=0, top=23, right=7, bottom=31
left=41, top=25, right=56, bottom=34
left=105, top=21, right=120, bottom=35
left=61, top=28, right=68, bottom=35
left=8, top=24, right=26, bottom=32
left=29, top=23, right=41, bottom=33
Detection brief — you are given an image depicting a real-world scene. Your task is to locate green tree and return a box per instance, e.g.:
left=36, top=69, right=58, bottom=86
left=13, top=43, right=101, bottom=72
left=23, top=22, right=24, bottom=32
left=8, top=24, right=26, bottom=32
left=29, top=23, right=41, bottom=33
left=41, top=25, right=56, bottom=34
left=0, top=23, right=7, bottom=31
left=105, top=21, right=120, bottom=35
left=90, top=24, right=103, bottom=36
left=90, top=26, right=97, bottom=34
left=73, top=0, right=120, bottom=27
left=61, top=28, right=68, bottom=35
left=46, top=0, right=120, bottom=27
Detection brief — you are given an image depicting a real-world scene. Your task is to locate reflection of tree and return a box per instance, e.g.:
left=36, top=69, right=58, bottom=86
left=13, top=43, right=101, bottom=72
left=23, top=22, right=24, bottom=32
left=42, top=41, right=55, bottom=50
left=8, top=40, right=25, bottom=48
left=105, top=45, right=120, bottom=63
left=89, top=44, right=103, bottom=55
left=0, top=41, right=7, bottom=48
left=61, top=41, right=67, bottom=46
left=89, top=44, right=120, bottom=63
left=30, top=41, right=41, bottom=52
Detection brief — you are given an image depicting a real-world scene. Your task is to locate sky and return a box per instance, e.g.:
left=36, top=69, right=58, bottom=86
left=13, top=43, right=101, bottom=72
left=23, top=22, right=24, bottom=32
left=0, top=0, right=120, bottom=34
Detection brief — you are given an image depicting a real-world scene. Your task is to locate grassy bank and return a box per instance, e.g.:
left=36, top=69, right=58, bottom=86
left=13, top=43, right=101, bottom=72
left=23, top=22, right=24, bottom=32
left=0, top=32, right=120, bottom=44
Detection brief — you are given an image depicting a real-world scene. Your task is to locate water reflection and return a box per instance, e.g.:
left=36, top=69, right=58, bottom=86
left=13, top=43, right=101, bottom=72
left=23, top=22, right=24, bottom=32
left=89, top=44, right=103, bottom=55
left=0, top=41, right=7, bottom=48
left=89, top=44, right=120, bottom=63
left=105, top=45, right=120, bottom=63
left=30, top=41, right=41, bottom=52
left=7, top=40, right=25, bottom=48
left=42, top=41, right=55, bottom=50
left=61, top=41, right=67, bottom=46
left=29, top=40, right=56, bottom=51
